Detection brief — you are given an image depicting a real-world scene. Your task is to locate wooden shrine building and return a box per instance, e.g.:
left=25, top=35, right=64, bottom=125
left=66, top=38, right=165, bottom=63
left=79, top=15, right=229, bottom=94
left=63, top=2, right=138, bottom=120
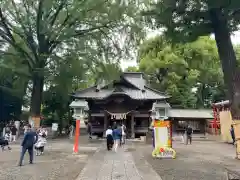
left=73, top=72, right=169, bottom=138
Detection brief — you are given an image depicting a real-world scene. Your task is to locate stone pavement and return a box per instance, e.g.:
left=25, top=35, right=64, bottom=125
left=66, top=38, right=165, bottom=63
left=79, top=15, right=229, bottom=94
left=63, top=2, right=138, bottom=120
left=77, top=144, right=162, bottom=180
left=137, top=141, right=240, bottom=180
left=0, top=138, right=101, bottom=180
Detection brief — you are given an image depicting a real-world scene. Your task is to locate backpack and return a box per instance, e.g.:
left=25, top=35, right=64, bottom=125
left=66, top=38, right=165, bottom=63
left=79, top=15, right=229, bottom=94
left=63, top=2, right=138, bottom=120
left=186, top=127, right=192, bottom=135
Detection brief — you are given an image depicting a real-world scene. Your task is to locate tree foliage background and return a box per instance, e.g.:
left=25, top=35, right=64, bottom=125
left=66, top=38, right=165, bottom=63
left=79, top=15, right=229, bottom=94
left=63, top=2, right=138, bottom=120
left=137, top=36, right=228, bottom=108
left=144, top=0, right=240, bottom=117
left=0, top=0, right=145, bottom=128
left=0, top=0, right=145, bottom=119
left=2, top=0, right=240, bottom=129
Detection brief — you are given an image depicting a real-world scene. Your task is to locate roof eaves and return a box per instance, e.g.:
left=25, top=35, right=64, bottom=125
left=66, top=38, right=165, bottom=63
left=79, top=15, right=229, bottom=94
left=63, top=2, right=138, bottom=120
left=144, top=86, right=170, bottom=99
left=102, top=92, right=131, bottom=100
left=74, top=85, right=97, bottom=94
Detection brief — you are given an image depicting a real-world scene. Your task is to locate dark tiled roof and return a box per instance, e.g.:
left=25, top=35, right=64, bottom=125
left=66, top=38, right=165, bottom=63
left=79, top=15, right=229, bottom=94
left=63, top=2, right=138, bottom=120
left=122, top=73, right=145, bottom=90
left=74, top=86, right=114, bottom=99
left=120, top=87, right=167, bottom=100
left=73, top=72, right=168, bottom=100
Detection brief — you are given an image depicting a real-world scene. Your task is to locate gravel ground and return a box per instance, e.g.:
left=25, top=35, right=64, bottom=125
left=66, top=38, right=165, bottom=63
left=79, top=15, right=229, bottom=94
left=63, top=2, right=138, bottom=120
left=134, top=141, right=240, bottom=180
left=0, top=136, right=101, bottom=180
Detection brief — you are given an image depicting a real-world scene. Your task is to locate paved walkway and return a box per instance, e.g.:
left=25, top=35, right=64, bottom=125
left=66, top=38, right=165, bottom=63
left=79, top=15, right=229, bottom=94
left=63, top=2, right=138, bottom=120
left=138, top=141, right=240, bottom=180
left=77, top=145, right=162, bottom=180
left=0, top=138, right=100, bottom=180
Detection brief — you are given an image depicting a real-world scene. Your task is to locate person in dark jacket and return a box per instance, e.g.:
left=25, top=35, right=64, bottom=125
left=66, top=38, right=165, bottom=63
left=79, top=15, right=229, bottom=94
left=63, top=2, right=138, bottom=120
left=18, top=124, right=38, bottom=166
left=10, top=125, right=17, bottom=142
left=106, top=126, right=113, bottom=151
left=112, top=126, right=121, bottom=152
left=185, top=125, right=193, bottom=145
left=230, top=125, right=235, bottom=145
left=87, top=122, right=92, bottom=139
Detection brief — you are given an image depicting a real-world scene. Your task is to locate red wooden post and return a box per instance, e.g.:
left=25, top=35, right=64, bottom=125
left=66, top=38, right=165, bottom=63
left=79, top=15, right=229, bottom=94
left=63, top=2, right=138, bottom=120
left=212, top=105, right=218, bottom=135
left=73, top=119, right=80, bottom=153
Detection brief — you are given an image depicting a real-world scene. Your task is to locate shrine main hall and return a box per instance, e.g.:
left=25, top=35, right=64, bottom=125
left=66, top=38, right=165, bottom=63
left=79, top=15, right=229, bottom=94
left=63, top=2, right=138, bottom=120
left=72, top=72, right=213, bottom=138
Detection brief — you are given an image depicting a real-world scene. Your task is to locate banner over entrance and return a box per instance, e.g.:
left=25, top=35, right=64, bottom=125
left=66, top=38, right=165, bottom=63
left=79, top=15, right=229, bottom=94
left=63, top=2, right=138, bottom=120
left=105, top=110, right=132, bottom=120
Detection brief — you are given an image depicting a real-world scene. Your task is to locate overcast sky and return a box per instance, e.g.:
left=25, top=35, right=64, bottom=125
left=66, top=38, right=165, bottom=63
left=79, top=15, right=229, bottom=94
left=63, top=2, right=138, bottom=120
left=120, top=30, right=240, bottom=70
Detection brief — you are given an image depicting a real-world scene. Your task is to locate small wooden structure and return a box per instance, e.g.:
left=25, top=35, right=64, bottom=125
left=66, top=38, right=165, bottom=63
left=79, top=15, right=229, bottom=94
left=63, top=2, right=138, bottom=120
left=72, top=72, right=169, bottom=138
left=168, top=109, right=213, bottom=135
left=212, top=100, right=233, bottom=142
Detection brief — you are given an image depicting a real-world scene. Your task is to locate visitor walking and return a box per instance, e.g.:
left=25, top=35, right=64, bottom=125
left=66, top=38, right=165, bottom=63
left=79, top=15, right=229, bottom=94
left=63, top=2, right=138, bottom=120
left=113, top=126, right=121, bottom=152
left=23, top=123, right=29, bottom=134
left=185, top=125, right=193, bottom=145
left=18, top=124, right=38, bottom=166
left=87, top=122, right=92, bottom=139
left=35, top=129, right=47, bottom=156
left=121, top=123, right=126, bottom=145
left=5, top=124, right=10, bottom=140
left=119, top=125, right=123, bottom=147
left=38, top=126, right=48, bottom=154
left=106, top=126, right=113, bottom=151
left=69, top=124, right=74, bottom=139
left=10, top=125, right=17, bottom=142
left=4, top=131, right=11, bottom=142
left=230, top=125, right=235, bottom=145
left=0, top=136, right=11, bottom=151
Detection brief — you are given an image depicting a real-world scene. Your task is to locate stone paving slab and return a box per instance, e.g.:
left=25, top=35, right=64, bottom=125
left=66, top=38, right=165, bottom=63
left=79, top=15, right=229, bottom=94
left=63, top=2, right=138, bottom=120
left=0, top=138, right=101, bottom=180
left=137, top=141, right=240, bottom=180
left=77, top=144, right=162, bottom=180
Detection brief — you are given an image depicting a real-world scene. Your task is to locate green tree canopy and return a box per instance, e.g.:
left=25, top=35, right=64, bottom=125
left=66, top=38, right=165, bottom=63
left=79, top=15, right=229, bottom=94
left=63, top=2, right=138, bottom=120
left=0, top=0, right=145, bottom=118
left=138, top=36, right=224, bottom=108
left=145, top=0, right=240, bottom=115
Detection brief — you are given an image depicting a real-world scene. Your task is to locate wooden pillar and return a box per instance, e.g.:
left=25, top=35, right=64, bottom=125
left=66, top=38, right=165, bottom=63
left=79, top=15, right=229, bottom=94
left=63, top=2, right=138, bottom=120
left=103, top=112, right=107, bottom=137
left=131, top=113, right=135, bottom=138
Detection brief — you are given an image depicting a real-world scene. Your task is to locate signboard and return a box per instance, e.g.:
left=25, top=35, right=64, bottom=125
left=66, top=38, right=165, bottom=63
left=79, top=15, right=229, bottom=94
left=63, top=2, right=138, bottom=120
left=154, top=120, right=171, bottom=148
left=152, top=120, right=176, bottom=159
left=52, top=123, right=58, bottom=131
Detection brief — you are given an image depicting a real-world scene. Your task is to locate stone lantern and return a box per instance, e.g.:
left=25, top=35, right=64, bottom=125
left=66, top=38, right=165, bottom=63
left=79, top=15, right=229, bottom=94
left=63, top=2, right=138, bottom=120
left=151, top=101, right=170, bottom=120
left=69, top=100, right=88, bottom=153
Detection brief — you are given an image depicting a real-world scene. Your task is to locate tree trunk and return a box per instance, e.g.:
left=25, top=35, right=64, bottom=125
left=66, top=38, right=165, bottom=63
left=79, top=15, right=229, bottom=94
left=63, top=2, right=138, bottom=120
left=30, top=75, right=44, bottom=118
left=210, top=9, right=240, bottom=118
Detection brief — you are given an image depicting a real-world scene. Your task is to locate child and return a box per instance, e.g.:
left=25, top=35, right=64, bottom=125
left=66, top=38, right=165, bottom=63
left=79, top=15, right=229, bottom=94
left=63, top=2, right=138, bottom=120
left=35, top=131, right=47, bottom=156
left=4, top=132, right=11, bottom=142
left=0, top=136, right=11, bottom=151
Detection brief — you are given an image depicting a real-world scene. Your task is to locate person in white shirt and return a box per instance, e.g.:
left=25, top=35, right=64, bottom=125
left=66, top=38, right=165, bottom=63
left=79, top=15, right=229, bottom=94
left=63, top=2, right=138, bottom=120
left=121, top=124, right=126, bottom=145
left=106, top=126, right=113, bottom=151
